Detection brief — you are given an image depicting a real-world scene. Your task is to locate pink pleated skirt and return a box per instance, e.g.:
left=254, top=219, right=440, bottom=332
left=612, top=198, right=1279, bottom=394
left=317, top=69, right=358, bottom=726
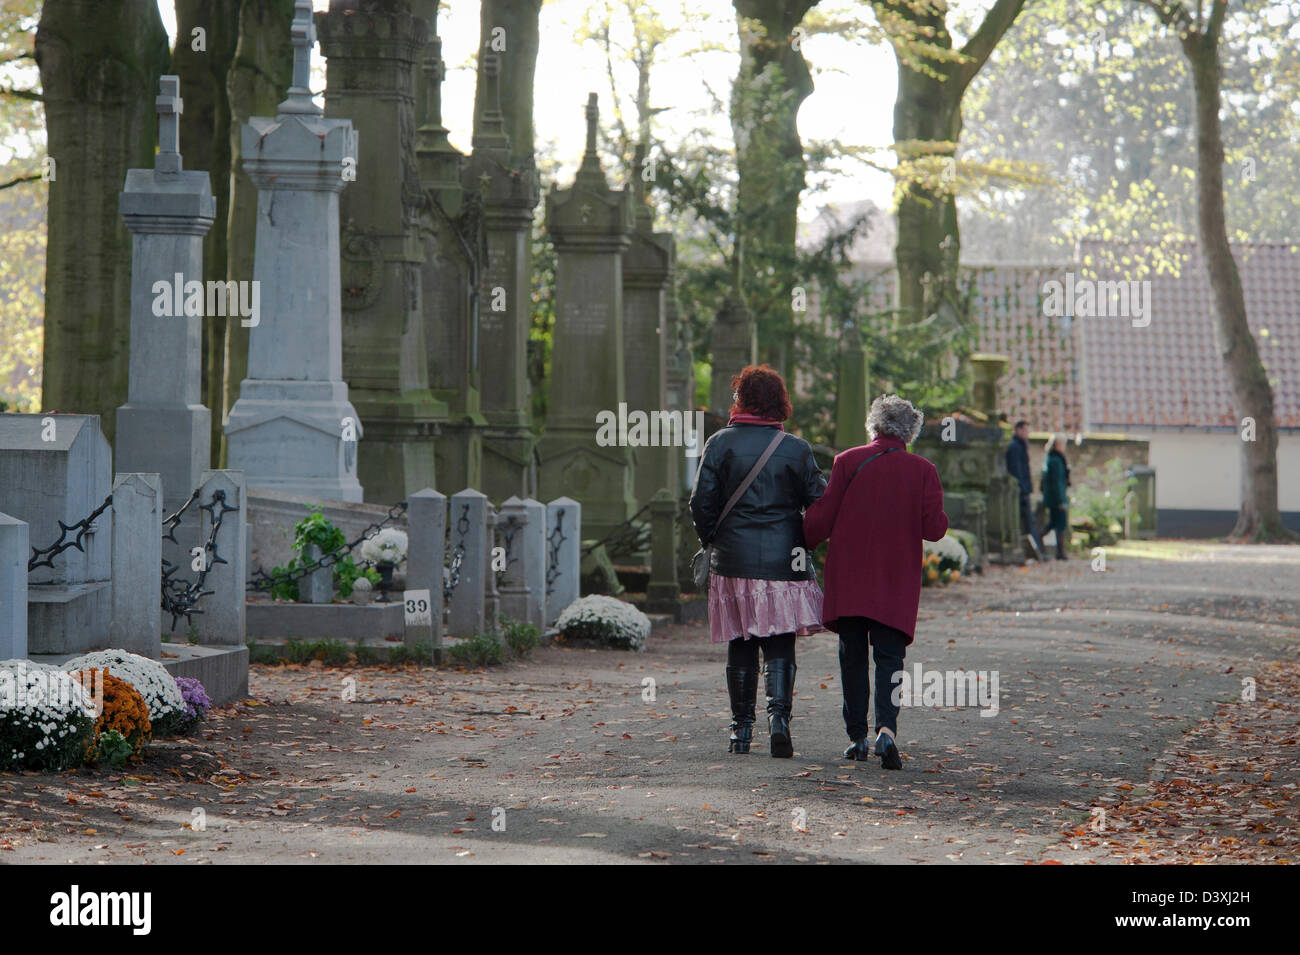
left=707, top=574, right=828, bottom=644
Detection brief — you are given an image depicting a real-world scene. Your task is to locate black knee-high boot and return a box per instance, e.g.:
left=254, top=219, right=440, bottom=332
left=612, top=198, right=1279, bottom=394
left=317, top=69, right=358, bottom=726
left=726, top=666, right=757, bottom=754
left=765, top=660, right=796, bottom=758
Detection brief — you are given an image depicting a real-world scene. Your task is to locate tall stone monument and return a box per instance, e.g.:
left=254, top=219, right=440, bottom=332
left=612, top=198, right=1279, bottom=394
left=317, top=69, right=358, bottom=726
left=318, top=0, right=446, bottom=505
left=416, top=0, right=485, bottom=493
left=467, top=48, right=540, bottom=502
left=834, top=322, right=868, bottom=450
left=115, top=75, right=215, bottom=512
left=709, top=293, right=757, bottom=435
left=623, top=142, right=677, bottom=507
left=539, top=95, right=636, bottom=542
left=224, top=1, right=364, bottom=502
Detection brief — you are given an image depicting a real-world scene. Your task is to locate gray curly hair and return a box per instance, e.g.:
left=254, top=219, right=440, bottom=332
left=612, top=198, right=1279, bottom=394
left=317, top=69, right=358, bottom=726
left=866, top=394, right=924, bottom=444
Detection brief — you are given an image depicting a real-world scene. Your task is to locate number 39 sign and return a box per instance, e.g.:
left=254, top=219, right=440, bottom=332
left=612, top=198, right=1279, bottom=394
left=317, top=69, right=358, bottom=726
left=403, top=589, right=432, bottom=627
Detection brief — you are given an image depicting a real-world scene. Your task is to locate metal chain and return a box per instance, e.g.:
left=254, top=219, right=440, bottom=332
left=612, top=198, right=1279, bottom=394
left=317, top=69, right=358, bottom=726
left=545, top=506, right=567, bottom=598
left=28, top=493, right=114, bottom=572
left=443, top=503, right=469, bottom=605
left=495, top=513, right=522, bottom=581
left=246, top=501, right=408, bottom=593
left=160, top=488, right=240, bottom=631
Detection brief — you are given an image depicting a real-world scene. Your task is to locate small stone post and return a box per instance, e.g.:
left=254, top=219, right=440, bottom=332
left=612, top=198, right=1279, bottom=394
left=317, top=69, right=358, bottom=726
left=545, top=496, right=581, bottom=625
left=191, top=470, right=247, bottom=645
left=109, top=473, right=163, bottom=656
left=406, top=487, right=446, bottom=655
left=646, top=488, right=680, bottom=613
left=0, top=512, right=27, bottom=659
left=446, top=488, right=487, bottom=637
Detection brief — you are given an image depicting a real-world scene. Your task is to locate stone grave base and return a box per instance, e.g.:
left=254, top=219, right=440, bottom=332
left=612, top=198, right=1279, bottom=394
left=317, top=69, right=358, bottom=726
left=30, top=644, right=249, bottom=706
left=247, top=600, right=404, bottom=642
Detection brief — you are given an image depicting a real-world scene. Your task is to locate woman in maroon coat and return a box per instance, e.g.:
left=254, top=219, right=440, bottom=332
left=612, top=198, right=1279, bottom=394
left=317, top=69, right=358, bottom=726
left=803, top=394, right=948, bottom=769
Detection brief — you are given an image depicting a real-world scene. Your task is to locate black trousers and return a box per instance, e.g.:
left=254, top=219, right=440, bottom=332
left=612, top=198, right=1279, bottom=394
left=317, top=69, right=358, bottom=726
left=837, top=616, right=908, bottom=739
left=726, top=632, right=796, bottom=669
left=1019, top=493, right=1043, bottom=552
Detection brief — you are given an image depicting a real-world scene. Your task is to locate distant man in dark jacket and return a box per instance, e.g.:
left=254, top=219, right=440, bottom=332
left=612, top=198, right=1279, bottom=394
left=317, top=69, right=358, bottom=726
left=1005, top=421, right=1045, bottom=560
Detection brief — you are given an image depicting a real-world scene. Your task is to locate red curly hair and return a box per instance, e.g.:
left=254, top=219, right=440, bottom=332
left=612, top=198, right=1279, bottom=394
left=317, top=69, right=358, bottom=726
left=730, top=364, right=792, bottom=421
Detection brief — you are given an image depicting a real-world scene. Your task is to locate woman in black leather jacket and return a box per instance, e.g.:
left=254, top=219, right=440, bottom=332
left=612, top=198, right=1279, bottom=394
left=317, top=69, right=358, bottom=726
left=689, top=365, right=827, bottom=757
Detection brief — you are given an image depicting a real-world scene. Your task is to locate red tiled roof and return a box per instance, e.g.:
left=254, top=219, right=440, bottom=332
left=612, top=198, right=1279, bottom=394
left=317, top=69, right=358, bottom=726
left=850, top=241, right=1300, bottom=431
left=1078, top=241, right=1300, bottom=430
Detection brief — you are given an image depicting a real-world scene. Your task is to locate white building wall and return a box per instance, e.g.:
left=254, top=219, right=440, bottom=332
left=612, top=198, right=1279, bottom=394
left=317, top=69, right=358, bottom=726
left=1126, top=430, right=1300, bottom=511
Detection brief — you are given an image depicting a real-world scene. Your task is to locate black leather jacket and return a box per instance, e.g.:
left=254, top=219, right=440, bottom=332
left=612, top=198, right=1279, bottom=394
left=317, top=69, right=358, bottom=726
left=689, top=423, right=827, bottom=581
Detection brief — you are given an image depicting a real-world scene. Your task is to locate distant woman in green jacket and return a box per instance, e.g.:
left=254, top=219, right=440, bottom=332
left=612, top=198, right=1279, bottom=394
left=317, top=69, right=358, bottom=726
left=1040, top=434, right=1071, bottom=560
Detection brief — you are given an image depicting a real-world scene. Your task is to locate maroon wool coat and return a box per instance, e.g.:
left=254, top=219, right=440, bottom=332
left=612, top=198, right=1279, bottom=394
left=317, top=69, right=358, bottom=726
left=802, top=434, right=948, bottom=643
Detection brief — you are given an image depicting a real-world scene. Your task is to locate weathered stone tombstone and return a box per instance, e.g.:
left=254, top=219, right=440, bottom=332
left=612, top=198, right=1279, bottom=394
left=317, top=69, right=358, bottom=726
left=405, top=487, right=446, bottom=653
left=446, top=488, right=487, bottom=637
left=545, top=496, right=581, bottom=625
left=224, top=0, right=365, bottom=503
left=469, top=50, right=541, bottom=502
left=0, top=414, right=113, bottom=654
left=318, top=0, right=445, bottom=505
left=416, top=1, right=485, bottom=496
left=623, top=148, right=677, bottom=510
left=109, top=473, right=163, bottom=657
left=114, top=75, right=215, bottom=516
left=0, top=512, right=28, bottom=659
left=538, top=94, right=636, bottom=542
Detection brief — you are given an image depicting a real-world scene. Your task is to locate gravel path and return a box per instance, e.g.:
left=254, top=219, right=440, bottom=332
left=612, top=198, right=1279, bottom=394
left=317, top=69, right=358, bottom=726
left=3, top=543, right=1297, bottom=864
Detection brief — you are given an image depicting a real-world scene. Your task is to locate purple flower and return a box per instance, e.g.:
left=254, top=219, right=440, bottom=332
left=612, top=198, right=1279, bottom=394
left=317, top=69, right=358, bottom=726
left=174, top=677, right=212, bottom=723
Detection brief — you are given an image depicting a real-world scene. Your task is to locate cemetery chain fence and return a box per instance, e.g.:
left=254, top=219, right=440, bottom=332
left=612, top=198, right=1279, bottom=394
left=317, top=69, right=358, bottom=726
left=444, top=502, right=469, bottom=605
left=27, top=493, right=114, bottom=572
left=581, top=502, right=652, bottom=560
left=161, top=487, right=240, bottom=631
left=246, top=501, right=409, bottom=597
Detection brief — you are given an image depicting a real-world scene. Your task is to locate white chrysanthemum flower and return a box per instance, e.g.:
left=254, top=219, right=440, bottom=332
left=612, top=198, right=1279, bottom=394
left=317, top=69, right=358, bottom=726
left=555, top=595, right=651, bottom=651
left=361, top=528, right=408, bottom=565
left=62, top=649, right=186, bottom=729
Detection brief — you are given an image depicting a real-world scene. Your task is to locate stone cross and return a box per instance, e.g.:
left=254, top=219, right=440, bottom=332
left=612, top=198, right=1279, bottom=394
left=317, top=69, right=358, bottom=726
left=280, top=0, right=320, bottom=115
left=155, top=75, right=183, bottom=174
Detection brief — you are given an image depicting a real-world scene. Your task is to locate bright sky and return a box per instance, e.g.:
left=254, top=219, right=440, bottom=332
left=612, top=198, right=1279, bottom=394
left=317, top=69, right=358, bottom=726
left=155, top=0, right=899, bottom=212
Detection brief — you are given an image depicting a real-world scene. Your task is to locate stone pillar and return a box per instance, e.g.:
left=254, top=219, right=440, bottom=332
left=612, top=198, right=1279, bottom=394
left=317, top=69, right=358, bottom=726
left=835, top=323, right=868, bottom=450
left=709, top=295, right=757, bottom=435
left=665, top=296, right=698, bottom=493
left=224, top=1, right=365, bottom=503
left=646, top=487, right=680, bottom=613
left=415, top=1, right=484, bottom=495
left=519, top=497, right=547, bottom=628
left=497, top=496, right=536, bottom=628
left=109, top=473, right=163, bottom=656
left=446, top=488, right=487, bottom=637
left=406, top=487, right=446, bottom=654
left=466, top=48, right=540, bottom=502
left=299, top=544, right=333, bottom=604
left=318, top=1, right=446, bottom=505
left=539, top=94, right=635, bottom=542
left=545, top=496, right=580, bottom=625
left=115, top=75, right=215, bottom=513
left=484, top=503, right=501, bottom=630
left=623, top=150, right=676, bottom=509
left=191, top=469, right=247, bottom=645
left=0, top=512, right=27, bottom=659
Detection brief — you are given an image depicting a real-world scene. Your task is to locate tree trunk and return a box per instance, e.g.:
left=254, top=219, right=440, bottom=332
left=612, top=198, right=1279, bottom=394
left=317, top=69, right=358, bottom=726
left=731, top=0, right=816, bottom=380
left=1183, top=30, right=1291, bottom=541
left=35, top=0, right=170, bottom=441
left=220, top=0, right=294, bottom=466
left=172, top=0, right=240, bottom=466
left=873, top=0, right=1024, bottom=324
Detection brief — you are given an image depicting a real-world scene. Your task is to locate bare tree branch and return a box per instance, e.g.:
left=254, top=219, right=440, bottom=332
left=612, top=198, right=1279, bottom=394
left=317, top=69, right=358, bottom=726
left=0, top=85, right=43, bottom=102
left=0, top=174, right=41, bottom=191
left=957, top=0, right=1027, bottom=90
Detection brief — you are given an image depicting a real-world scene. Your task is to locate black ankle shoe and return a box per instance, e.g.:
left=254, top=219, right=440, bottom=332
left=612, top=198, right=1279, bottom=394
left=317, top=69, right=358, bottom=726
left=843, top=738, right=871, bottom=761
left=726, top=666, right=757, bottom=754
left=765, top=660, right=796, bottom=758
left=875, top=733, right=902, bottom=770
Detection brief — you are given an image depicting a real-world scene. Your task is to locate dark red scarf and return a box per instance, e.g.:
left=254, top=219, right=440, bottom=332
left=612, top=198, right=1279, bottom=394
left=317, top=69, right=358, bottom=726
left=728, top=412, right=784, bottom=429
